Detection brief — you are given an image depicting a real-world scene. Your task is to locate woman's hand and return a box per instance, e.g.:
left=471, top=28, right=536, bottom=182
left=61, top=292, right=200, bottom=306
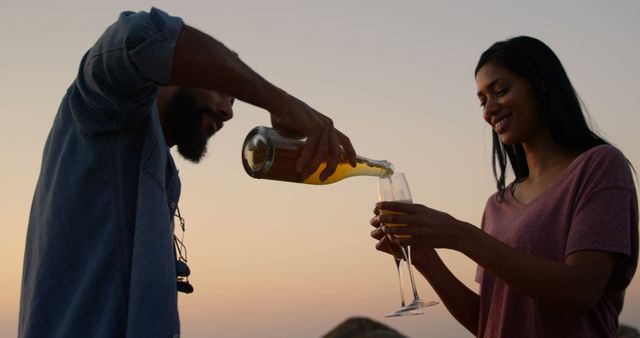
left=373, top=201, right=476, bottom=252
left=370, top=209, right=405, bottom=260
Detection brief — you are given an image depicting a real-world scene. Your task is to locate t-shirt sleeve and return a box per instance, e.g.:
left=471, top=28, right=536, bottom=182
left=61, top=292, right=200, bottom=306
left=69, top=7, right=183, bottom=134
left=565, top=146, right=638, bottom=291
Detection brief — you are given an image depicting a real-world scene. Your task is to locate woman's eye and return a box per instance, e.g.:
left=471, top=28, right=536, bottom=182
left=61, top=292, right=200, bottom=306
left=496, top=86, right=509, bottom=96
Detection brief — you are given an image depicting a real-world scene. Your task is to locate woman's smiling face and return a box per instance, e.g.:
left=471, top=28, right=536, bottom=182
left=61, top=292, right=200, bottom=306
left=476, top=62, right=544, bottom=145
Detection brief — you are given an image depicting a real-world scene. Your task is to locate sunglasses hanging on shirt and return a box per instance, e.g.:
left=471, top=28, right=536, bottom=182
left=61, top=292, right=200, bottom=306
left=174, top=205, right=194, bottom=294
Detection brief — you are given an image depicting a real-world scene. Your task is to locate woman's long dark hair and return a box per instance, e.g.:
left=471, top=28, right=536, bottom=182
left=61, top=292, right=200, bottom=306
left=475, top=36, right=608, bottom=199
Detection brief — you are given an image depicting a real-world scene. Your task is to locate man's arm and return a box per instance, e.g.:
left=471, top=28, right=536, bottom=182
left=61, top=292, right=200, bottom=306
left=170, top=25, right=284, bottom=114
left=169, top=25, right=356, bottom=180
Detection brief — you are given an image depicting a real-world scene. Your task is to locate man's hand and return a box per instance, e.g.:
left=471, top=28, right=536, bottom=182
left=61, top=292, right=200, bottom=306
left=269, top=94, right=356, bottom=181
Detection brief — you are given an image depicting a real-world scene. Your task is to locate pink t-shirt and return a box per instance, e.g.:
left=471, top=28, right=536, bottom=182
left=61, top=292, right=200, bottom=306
left=477, top=145, right=638, bottom=338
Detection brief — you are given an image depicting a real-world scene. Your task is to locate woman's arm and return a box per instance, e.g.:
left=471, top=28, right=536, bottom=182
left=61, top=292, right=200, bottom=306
left=413, top=249, right=480, bottom=334
left=463, top=226, right=615, bottom=316
left=371, top=223, right=479, bottom=334
left=378, top=202, right=616, bottom=317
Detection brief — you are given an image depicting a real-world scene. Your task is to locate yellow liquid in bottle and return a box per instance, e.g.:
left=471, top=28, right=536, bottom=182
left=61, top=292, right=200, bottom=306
left=302, top=157, right=394, bottom=184
left=243, top=128, right=394, bottom=185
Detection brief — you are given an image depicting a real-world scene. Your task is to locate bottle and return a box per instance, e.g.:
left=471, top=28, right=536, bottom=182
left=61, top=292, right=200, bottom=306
left=241, top=126, right=394, bottom=185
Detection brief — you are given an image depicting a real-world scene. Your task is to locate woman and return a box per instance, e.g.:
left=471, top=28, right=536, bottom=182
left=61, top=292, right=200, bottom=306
left=371, top=36, right=638, bottom=337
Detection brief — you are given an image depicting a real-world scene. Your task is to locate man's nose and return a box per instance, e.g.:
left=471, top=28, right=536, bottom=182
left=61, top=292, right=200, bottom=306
left=218, top=98, right=234, bottom=121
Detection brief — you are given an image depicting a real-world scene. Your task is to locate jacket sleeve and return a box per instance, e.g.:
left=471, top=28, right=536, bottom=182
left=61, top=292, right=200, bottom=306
left=69, top=7, right=183, bottom=134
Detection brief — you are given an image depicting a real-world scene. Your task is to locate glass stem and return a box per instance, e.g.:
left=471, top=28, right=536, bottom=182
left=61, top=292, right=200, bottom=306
left=404, top=245, right=420, bottom=300
left=394, top=257, right=406, bottom=307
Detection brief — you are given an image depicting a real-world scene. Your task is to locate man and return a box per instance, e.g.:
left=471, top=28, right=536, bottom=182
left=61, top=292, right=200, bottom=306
left=19, top=8, right=356, bottom=338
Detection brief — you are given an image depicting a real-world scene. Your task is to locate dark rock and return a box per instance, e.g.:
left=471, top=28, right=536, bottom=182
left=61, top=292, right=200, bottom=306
left=619, top=324, right=640, bottom=338
left=322, top=317, right=408, bottom=338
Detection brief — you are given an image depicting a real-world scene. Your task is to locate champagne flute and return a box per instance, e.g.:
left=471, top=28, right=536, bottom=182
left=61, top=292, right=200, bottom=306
left=377, top=177, right=414, bottom=317
left=377, top=173, right=438, bottom=317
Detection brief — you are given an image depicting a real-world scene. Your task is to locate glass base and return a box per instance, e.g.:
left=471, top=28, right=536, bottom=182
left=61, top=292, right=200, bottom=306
left=384, top=309, right=424, bottom=317
left=384, top=299, right=439, bottom=317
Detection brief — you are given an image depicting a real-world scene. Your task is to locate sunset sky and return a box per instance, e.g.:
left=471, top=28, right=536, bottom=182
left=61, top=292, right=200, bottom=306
left=1, top=1, right=639, bottom=337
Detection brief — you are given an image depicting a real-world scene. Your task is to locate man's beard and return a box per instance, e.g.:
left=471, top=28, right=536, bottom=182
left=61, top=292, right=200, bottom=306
left=166, top=88, right=209, bottom=163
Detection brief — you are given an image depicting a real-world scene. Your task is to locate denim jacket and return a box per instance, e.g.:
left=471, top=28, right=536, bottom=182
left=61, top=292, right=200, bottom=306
left=19, top=8, right=185, bottom=338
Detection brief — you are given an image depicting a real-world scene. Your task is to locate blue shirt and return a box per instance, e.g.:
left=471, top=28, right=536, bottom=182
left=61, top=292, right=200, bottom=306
left=19, top=8, right=185, bottom=338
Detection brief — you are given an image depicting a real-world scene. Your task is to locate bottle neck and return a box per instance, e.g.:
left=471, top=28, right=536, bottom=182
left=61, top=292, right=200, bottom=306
left=355, top=155, right=395, bottom=177
left=358, top=155, right=392, bottom=168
